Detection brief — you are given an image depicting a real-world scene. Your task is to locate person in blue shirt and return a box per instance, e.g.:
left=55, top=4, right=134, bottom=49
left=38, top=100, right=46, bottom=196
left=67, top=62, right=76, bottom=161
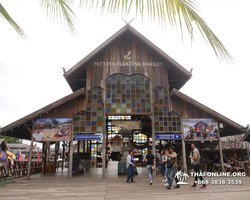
left=126, top=150, right=135, bottom=183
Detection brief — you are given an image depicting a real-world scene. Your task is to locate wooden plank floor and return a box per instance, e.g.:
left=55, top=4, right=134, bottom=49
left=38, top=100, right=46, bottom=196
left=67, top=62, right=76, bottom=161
left=0, top=162, right=250, bottom=200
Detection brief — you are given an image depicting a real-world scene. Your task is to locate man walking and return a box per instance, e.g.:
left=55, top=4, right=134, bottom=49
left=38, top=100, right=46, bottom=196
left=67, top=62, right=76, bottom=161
left=126, top=150, right=135, bottom=183
left=190, top=142, right=207, bottom=188
left=165, top=146, right=178, bottom=189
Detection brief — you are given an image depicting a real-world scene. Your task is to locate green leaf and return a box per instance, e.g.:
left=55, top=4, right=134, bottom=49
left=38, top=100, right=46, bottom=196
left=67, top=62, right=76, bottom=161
left=39, top=0, right=77, bottom=35
left=0, top=3, right=27, bottom=39
left=81, top=0, right=234, bottom=63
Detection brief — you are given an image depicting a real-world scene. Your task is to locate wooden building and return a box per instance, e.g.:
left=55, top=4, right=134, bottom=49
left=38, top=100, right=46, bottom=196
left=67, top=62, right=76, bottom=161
left=0, top=24, right=246, bottom=178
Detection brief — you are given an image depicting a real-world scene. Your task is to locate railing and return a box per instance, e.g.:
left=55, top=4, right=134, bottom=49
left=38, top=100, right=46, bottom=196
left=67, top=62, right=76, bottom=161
left=0, top=162, right=42, bottom=180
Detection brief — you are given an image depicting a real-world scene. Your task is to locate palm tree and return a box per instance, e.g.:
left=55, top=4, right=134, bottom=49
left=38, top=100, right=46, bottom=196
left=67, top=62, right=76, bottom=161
left=183, top=172, right=189, bottom=182
left=0, top=0, right=232, bottom=62
left=175, top=170, right=183, bottom=182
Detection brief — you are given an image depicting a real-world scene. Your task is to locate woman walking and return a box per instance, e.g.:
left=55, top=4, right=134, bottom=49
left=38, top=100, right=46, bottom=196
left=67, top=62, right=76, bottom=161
left=145, top=149, right=155, bottom=185
left=126, top=150, right=135, bottom=183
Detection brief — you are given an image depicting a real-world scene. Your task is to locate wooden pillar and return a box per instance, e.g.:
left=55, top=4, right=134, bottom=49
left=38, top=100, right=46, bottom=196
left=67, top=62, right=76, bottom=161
left=42, top=143, right=45, bottom=163
left=68, top=141, right=73, bottom=179
left=77, top=140, right=80, bottom=175
left=247, top=142, right=250, bottom=164
left=102, top=89, right=107, bottom=178
left=47, top=142, right=50, bottom=163
left=83, top=140, right=85, bottom=153
left=27, top=141, right=33, bottom=180
left=219, top=139, right=224, bottom=172
left=181, top=117, right=188, bottom=173
left=43, top=144, right=47, bottom=175
left=62, top=142, right=65, bottom=170
left=55, top=142, right=59, bottom=172
left=150, top=83, right=156, bottom=177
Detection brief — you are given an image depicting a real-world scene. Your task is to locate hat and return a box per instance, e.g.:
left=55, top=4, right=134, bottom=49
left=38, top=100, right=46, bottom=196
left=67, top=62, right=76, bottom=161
left=38, top=124, right=43, bottom=129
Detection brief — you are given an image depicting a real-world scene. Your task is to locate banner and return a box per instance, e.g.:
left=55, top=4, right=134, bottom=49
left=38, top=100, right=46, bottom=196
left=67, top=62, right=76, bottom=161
left=183, top=118, right=219, bottom=141
left=32, top=118, right=72, bottom=142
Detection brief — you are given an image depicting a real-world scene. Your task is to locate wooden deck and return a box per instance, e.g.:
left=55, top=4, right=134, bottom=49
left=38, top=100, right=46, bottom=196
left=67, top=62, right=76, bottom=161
left=0, top=161, right=250, bottom=200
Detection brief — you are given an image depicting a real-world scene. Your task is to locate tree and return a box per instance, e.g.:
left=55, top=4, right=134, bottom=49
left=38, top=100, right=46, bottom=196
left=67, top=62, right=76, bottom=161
left=0, top=0, right=232, bottom=62
left=0, top=135, right=22, bottom=143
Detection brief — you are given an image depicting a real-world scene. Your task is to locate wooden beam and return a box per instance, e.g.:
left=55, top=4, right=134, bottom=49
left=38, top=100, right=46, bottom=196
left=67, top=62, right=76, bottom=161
left=25, top=125, right=32, bottom=134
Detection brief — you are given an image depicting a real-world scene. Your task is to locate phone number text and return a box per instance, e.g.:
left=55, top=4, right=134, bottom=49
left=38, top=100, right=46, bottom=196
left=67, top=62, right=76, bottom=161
left=196, top=180, right=243, bottom=185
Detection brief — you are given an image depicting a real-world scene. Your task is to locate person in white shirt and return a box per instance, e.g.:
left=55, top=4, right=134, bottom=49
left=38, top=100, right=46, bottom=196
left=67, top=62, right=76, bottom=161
left=33, top=126, right=45, bottom=141
left=126, top=150, right=135, bottom=183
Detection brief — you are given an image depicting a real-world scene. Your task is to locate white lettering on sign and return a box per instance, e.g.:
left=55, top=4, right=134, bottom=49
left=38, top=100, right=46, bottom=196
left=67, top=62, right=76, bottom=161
left=94, top=62, right=163, bottom=67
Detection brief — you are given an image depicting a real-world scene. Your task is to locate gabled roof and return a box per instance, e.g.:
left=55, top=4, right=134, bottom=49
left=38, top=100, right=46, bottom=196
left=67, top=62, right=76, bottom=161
left=0, top=88, right=85, bottom=138
left=170, top=88, right=245, bottom=135
left=0, top=139, right=9, bottom=151
left=64, top=24, right=192, bottom=91
left=243, top=129, right=250, bottom=141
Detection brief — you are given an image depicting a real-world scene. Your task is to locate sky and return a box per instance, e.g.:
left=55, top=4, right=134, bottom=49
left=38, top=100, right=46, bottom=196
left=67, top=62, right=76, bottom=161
left=0, top=0, right=250, bottom=135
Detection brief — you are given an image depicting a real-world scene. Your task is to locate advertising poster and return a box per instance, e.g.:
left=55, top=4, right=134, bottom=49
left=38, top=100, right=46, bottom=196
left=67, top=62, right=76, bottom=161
left=32, top=118, right=72, bottom=142
left=183, top=118, right=219, bottom=141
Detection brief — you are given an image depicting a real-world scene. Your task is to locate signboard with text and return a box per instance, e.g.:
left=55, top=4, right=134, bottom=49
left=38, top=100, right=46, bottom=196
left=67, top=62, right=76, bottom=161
left=111, top=121, right=142, bottom=130
left=74, top=135, right=102, bottom=140
left=156, top=134, right=182, bottom=140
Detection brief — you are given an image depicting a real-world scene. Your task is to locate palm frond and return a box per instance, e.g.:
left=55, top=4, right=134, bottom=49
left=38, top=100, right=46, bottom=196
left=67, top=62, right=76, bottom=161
left=40, top=0, right=77, bottom=35
left=0, top=3, right=27, bottom=39
left=80, top=0, right=233, bottom=63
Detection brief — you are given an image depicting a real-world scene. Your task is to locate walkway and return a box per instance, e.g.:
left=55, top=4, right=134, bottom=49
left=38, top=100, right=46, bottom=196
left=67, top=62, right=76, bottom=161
left=0, top=161, right=249, bottom=200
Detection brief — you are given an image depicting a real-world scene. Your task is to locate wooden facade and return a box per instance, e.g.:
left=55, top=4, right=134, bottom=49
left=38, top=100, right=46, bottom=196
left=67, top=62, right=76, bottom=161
left=85, top=33, right=169, bottom=91
left=0, top=24, right=246, bottom=178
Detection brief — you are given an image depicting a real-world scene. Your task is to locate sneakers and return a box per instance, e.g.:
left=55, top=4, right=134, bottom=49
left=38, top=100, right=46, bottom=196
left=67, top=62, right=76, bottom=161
left=150, top=181, right=153, bottom=185
left=174, top=185, right=180, bottom=188
left=162, top=179, right=166, bottom=182
left=166, top=185, right=171, bottom=189
left=164, top=183, right=169, bottom=187
left=191, top=184, right=197, bottom=188
left=200, top=185, right=207, bottom=189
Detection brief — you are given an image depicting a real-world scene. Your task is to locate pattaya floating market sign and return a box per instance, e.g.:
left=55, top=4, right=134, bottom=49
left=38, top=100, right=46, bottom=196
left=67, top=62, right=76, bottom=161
left=111, top=121, right=142, bottom=130
left=94, top=62, right=163, bottom=67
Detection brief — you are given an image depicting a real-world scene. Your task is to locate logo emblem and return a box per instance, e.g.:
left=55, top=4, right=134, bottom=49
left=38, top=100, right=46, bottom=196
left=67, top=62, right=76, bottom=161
left=124, top=50, right=131, bottom=59
left=175, top=170, right=189, bottom=185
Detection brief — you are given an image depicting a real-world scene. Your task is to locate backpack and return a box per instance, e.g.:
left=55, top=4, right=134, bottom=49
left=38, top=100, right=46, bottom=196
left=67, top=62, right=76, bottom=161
left=167, top=156, right=176, bottom=168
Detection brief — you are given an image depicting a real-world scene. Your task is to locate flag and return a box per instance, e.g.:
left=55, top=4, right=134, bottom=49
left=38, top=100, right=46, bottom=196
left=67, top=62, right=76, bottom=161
left=7, top=150, right=16, bottom=160
left=27, top=151, right=30, bottom=163
left=5, top=150, right=8, bottom=164
left=17, top=149, right=23, bottom=162
left=0, top=150, right=8, bottom=164
left=37, top=150, right=40, bottom=163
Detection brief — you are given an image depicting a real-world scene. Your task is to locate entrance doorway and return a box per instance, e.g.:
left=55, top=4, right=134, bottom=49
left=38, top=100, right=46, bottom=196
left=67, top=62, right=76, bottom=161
left=106, top=115, right=152, bottom=173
